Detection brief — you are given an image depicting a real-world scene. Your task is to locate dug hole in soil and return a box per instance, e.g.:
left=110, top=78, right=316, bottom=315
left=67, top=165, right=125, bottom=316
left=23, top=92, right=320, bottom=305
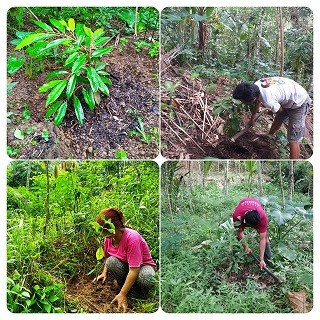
left=66, top=274, right=139, bottom=313
left=7, top=38, right=159, bottom=160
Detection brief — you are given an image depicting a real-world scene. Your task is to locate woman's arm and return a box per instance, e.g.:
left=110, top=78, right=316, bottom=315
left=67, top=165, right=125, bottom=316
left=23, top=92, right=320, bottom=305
left=111, top=267, right=140, bottom=311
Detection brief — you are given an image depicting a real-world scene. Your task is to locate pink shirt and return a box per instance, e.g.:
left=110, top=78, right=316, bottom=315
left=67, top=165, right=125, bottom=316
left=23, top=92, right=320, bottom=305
left=104, top=228, right=157, bottom=269
left=232, top=197, right=268, bottom=233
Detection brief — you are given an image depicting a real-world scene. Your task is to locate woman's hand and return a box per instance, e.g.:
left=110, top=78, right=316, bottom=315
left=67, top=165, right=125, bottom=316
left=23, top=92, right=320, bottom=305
left=92, top=272, right=107, bottom=283
left=112, top=292, right=128, bottom=312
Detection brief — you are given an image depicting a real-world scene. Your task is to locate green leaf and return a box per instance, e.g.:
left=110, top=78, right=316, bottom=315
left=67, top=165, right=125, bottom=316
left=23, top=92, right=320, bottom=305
left=46, top=80, right=67, bottom=106
left=40, top=38, right=68, bottom=52
left=66, top=74, right=76, bottom=99
left=86, top=67, right=99, bottom=93
left=83, top=25, right=93, bottom=38
left=68, top=18, right=75, bottom=32
left=54, top=101, right=68, bottom=126
left=15, top=33, right=55, bottom=50
left=72, top=55, right=86, bottom=74
left=92, top=46, right=113, bottom=58
left=75, top=23, right=84, bottom=38
left=14, top=128, right=24, bottom=140
left=96, top=247, right=104, bottom=260
left=33, top=20, right=53, bottom=32
left=115, top=150, right=128, bottom=160
left=49, top=18, right=65, bottom=32
left=82, top=88, right=95, bottom=110
left=94, top=36, right=110, bottom=46
left=47, top=70, right=68, bottom=79
left=96, top=74, right=110, bottom=96
left=64, top=52, right=79, bottom=66
left=21, top=291, right=31, bottom=298
left=73, top=95, right=84, bottom=124
left=39, top=80, right=64, bottom=93
left=7, top=55, right=25, bottom=75
left=93, top=28, right=105, bottom=40
left=45, top=100, right=62, bottom=119
left=42, top=301, right=52, bottom=313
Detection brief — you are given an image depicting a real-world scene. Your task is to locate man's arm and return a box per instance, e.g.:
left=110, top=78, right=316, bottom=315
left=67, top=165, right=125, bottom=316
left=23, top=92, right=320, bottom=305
left=258, top=232, right=268, bottom=269
left=237, top=229, right=251, bottom=254
left=248, top=100, right=263, bottom=127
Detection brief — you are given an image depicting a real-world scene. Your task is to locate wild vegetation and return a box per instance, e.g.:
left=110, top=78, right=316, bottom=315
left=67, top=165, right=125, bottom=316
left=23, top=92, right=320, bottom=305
left=7, top=160, right=159, bottom=313
left=7, top=7, right=159, bottom=159
left=161, top=160, right=313, bottom=312
left=161, top=7, right=313, bottom=159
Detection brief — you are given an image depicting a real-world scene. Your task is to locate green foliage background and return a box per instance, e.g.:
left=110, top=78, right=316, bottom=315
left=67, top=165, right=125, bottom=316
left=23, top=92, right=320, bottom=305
left=161, top=160, right=313, bottom=313
left=7, top=160, right=159, bottom=313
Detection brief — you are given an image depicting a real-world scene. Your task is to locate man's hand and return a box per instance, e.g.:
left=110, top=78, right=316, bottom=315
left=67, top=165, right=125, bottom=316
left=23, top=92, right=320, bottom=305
left=92, top=272, right=107, bottom=284
left=111, top=292, right=128, bottom=312
left=259, top=260, right=266, bottom=270
left=245, top=247, right=252, bottom=255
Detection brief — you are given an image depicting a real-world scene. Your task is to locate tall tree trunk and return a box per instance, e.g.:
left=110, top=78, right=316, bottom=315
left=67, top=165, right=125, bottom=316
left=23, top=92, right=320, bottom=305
left=43, top=161, right=50, bottom=236
left=288, top=161, right=295, bottom=200
left=224, top=160, right=229, bottom=195
left=279, top=162, right=285, bottom=207
left=257, top=161, right=264, bottom=196
left=277, top=7, right=285, bottom=76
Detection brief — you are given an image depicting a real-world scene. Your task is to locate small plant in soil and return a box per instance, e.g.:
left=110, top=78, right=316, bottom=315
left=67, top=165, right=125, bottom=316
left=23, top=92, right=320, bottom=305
left=14, top=17, right=114, bottom=126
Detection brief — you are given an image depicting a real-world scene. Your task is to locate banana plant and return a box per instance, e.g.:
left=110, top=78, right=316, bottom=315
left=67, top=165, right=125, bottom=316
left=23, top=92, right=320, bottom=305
left=14, top=18, right=113, bottom=125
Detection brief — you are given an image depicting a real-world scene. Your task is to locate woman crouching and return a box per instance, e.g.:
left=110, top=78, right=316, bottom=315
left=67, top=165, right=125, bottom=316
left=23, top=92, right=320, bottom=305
left=93, top=207, right=157, bottom=311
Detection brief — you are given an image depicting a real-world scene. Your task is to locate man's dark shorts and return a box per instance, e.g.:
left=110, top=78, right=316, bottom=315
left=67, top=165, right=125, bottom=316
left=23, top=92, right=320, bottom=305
left=274, top=98, right=311, bottom=142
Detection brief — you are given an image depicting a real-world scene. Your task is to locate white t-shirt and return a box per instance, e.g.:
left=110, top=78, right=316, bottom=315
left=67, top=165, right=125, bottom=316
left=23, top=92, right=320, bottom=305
left=254, top=77, right=310, bottom=113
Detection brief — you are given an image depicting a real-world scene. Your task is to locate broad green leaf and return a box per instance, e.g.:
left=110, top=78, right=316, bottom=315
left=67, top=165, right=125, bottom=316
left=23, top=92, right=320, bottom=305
left=64, top=52, right=79, bottom=66
left=72, top=55, right=86, bottom=74
left=54, top=101, right=68, bottom=126
left=33, top=20, right=53, bottom=32
left=40, top=38, right=68, bottom=52
left=66, top=74, right=77, bottom=99
left=15, top=31, right=33, bottom=39
left=59, top=20, right=67, bottom=27
left=7, top=55, right=24, bottom=75
left=94, top=36, right=110, bottom=46
left=39, top=80, right=64, bottom=93
left=93, top=28, right=105, bottom=40
left=83, top=25, right=93, bottom=38
left=68, top=18, right=75, bottom=32
left=96, top=247, right=104, bottom=260
left=82, top=88, right=95, bottom=110
left=46, top=80, right=67, bottom=106
left=92, top=46, right=113, bottom=58
left=95, top=62, right=107, bottom=71
left=45, top=101, right=62, bottom=119
left=47, top=70, right=68, bottom=79
left=14, top=128, right=24, bottom=140
left=75, top=23, right=84, bottom=38
left=86, top=67, right=99, bottom=93
left=42, top=301, right=52, bottom=313
left=49, top=18, right=65, bottom=32
left=15, top=33, right=55, bottom=50
left=73, top=95, right=84, bottom=124
left=96, top=73, right=110, bottom=96
left=98, top=75, right=112, bottom=85
left=26, top=42, right=47, bottom=57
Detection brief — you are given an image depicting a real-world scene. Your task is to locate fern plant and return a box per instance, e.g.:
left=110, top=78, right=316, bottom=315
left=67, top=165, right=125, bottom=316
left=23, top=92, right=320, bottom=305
left=14, top=18, right=114, bottom=125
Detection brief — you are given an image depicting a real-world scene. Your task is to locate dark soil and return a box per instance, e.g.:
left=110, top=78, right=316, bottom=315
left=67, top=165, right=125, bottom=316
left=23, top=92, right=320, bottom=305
left=7, top=35, right=159, bottom=159
left=65, top=274, right=136, bottom=313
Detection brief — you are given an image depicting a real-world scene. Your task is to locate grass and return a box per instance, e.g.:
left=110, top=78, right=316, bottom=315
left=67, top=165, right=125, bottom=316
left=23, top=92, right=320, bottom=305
left=161, top=179, right=313, bottom=313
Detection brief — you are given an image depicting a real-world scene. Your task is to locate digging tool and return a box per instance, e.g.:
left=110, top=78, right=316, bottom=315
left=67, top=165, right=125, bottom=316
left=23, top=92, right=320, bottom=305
left=230, top=110, right=266, bottom=142
left=250, top=252, right=282, bottom=284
